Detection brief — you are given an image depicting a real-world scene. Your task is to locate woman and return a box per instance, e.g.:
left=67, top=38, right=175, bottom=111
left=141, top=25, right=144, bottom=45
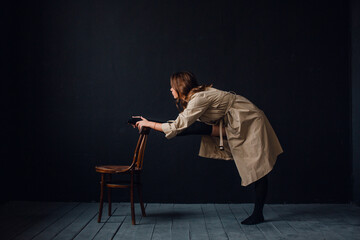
left=132, top=71, right=283, bottom=225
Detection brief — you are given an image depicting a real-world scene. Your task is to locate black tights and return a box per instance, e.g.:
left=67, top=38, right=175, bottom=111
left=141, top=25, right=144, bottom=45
left=130, top=118, right=269, bottom=224
left=176, top=121, right=269, bottom=225
left=241, top=175, right=268, bottom=225
left=176, top=121, right=268, bottom=224
left=128, top=118, right=213, bottom=136
left=177, top=121, right=213, bottom=136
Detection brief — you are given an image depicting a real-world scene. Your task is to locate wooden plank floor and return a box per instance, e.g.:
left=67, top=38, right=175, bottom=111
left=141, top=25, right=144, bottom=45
left=0, top=202, right=359, bottom=240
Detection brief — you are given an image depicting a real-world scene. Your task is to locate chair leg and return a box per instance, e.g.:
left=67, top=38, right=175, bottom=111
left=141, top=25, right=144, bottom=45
left=108, top=174, right=112, bottom=216
left=98, top=173, right=105, bottom=223
left=130, top=171, right=136, bottom=225
left=137, top=174, right=146, bottom=217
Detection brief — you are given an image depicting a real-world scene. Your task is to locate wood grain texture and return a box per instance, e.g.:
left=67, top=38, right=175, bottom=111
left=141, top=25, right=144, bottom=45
left=0, top=202, right=359, bottom=240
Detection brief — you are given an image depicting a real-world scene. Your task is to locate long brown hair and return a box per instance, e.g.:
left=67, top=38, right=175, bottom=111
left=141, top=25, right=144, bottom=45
left=170, top=71, right=212, bottom=112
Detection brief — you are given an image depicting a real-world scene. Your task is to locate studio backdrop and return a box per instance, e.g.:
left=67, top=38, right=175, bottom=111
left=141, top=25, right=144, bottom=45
left=1, top=0, right=351, bottom=203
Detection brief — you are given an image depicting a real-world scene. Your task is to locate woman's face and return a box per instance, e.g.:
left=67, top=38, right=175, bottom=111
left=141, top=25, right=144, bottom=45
left=170, top=87, right=179, bottom=99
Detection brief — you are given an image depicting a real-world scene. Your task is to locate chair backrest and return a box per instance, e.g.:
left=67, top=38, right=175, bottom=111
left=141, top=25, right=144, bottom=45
left=129, top=127, right=150, bottom=170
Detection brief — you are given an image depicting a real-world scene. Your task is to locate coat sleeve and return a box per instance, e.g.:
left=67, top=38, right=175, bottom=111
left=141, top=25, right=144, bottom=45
left=161, top=92, right=211, bottom=139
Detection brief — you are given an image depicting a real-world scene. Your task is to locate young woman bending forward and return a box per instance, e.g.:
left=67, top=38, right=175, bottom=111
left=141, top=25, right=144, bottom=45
left=132, top=71, right=283, bottom=225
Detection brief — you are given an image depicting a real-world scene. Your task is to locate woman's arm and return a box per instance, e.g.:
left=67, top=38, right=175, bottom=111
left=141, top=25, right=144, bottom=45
left=161, top=93, right=211, bottom=139
left=133, top=92, right=211, bottom=137
left=133, top=116, right=164, bottom=132
left=148, top=121, right=164, bottom=132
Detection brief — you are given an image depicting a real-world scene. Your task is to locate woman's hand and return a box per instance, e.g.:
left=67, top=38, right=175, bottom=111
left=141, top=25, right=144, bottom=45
left=132, top=116, right=151, bottom=132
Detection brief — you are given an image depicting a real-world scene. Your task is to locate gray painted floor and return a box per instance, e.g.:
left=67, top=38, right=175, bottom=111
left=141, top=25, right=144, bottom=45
left=0, top=202, right=359, bottom=240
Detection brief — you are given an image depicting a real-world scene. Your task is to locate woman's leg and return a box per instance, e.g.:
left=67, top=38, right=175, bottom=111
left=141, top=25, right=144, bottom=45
left=241, top=174, right=268, bottom=225
left=177, top=121, right=213, bottom=136
left=178, top=121, right=268, bottom=225
left=177, top=122, right=227, bottom=137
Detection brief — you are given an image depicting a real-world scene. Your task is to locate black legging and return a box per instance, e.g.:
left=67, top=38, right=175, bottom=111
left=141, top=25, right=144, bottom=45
left=128, top=118, right=212, bottom=136
left=254, top=175, right=268, bottom=216
left=129, top=117, right=267, bottom=224
left=177, top=121, right=213, bottom=136
left=177, top=120, right=269, bottom=224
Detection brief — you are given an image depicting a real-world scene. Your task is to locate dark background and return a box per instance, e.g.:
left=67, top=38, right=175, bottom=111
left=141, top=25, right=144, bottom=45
left=1, top=0, right=358, bottom=204
left=351, top=0, right=360, bottom=205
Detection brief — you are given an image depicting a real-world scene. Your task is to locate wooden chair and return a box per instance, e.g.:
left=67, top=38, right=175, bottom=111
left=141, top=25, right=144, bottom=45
left=95, top=127, right=150, bottom=225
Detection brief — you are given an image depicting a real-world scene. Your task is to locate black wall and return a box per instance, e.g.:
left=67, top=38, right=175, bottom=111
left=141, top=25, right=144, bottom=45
left=351, top=0, right=360, bottom=205
left=2, top=0, right=352, bottom=203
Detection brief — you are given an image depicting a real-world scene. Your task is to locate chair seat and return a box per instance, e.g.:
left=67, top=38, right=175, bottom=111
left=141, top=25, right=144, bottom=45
left=95, top=165, right=142, bottom=174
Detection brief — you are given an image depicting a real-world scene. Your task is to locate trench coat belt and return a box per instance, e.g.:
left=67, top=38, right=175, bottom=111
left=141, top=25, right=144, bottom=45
left=219, top=92, right=237, bottom=150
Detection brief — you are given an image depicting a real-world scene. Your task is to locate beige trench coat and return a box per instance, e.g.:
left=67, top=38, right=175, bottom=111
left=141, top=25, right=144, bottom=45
left=161, top=87, right=283, bottom=186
